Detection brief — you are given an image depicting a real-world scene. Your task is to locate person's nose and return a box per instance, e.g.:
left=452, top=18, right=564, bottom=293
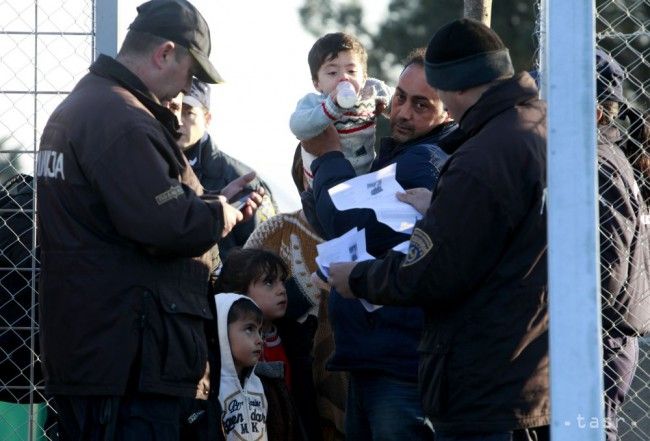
left=182, top=76, right=192, bottom=95
left=341, top=72, right=353, bottom=83
left=254, top=332, right=263, bottom=347
left=396, top=102, right=413, bottom=121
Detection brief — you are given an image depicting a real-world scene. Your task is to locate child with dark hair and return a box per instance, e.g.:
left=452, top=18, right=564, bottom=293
left=290, top=32, right=392, bottom=188
left=216, top=248, right=292, bottom=389
left=215, top=250, right=306, bottom=440
left=214, top=294, right=266, bottom=441
left=245, top=150, right=347, bottom=441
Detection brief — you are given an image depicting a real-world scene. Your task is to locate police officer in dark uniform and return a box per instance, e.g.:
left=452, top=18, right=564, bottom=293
left=595, top=48, right=650, bottom=441
left=36, top=1, right=261, bottom=438
left=322, top=19, right=550, bottom=441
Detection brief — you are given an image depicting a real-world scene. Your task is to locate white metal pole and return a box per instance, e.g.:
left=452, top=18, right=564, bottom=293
left=95, top=0, right=119, bottom=59
left=538, top=0, right=547, bottom=99
left=546, top=0, right=604, bottom=440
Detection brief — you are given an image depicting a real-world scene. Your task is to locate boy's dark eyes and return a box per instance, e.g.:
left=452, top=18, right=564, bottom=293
left=244, top=325, right=261, bottom=335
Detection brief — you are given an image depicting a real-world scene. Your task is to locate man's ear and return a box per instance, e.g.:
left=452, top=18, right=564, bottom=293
left=205, top=111, right=212, bottom=127
left=152, top=41, right=176, bottom=69
left=596, top=106, right=604, bottom=124
left=313, top=78, right=322, bottom=93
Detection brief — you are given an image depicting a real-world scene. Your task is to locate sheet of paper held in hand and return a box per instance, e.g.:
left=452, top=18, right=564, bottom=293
left=315, top=228, right=383, bottom=312
left=328, top=163, right=422, bottom=234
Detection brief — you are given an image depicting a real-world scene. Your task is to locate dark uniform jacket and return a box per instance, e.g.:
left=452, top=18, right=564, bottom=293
left=599, top=126, right=650, bottom=336
left=37, top=55, right=225, bottom=397
left=184, top=133, right=277, bottom=258
left=350, top=73, right=550, bottom=432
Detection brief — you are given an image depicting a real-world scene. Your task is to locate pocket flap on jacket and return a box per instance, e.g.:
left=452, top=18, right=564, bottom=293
left=158, top=286, right=212, bottom=319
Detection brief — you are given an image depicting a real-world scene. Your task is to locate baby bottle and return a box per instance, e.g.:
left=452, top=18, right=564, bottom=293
left=336, top=81, right=357, bottom=109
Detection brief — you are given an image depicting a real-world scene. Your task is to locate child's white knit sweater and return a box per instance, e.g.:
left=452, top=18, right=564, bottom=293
left=290, top=78, right=392, bottom=185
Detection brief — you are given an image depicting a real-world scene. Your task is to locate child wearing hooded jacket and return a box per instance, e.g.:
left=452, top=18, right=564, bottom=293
left=216, top=248, right=293, bottom=391
left=214, top=250, right=306, bottom=441
left=214, top=294, right=267, bottom=441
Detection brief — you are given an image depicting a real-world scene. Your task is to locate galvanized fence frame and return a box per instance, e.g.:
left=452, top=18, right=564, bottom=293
left=0, top=1, right=111, bottom=439
left=0, top=1, right=648, bottom=440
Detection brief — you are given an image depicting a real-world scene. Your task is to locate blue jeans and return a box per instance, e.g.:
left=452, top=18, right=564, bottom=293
left=345, top=372, right=433, bottom=441
left=435, top=433, right=511, bottom=441
left=436, top=427, right=549, bottom=441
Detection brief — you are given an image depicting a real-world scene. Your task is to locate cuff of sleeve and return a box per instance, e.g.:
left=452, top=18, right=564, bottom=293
left=323, top=95, right=344, bottom=120
left=205, top=198, right=226, bottom=241
left=349, top=260, right=374, bottom=299
left=311, top=150, right=345, bottom=175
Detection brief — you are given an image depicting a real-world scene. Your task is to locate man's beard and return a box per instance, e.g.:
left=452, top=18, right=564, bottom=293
left=391, top=120, right=415, bottom=142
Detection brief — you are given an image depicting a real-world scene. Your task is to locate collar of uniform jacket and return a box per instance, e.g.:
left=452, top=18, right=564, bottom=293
left=438, top=72, right=539, bottom=155
left=89, top=54, right=181, bottom=137
left=460, top=72, right=539, bottom=134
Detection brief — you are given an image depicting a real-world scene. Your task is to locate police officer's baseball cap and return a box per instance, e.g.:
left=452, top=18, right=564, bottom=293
left=183, top=78, right=211, bottom=110
left=129, top=0, right=224, bottom=84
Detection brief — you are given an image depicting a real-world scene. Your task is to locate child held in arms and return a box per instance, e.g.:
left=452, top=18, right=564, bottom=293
left=290, top=32, right=392, bottom=187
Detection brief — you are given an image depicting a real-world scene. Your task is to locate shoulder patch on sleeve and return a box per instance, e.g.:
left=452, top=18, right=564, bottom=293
left=155, top=185, right=184, bottom=205
left=403, top=227, right=433, bottom=267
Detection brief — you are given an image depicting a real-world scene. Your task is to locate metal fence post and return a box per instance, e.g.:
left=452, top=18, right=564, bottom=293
left=95, top=0, right=119, bottom=59
left=546, top=0, right=605, bottom=439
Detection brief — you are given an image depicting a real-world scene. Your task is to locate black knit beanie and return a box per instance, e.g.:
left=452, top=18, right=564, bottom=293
left=595, top=48, right=624, bottom=103
left=425, top=18, right=514, bottom=91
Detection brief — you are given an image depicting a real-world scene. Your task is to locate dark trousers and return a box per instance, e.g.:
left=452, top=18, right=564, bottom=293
left=603, top=336, right=638, bottom=441
left=435, top=426, right=549, bottom=441
left=51, top=393, right=182, bottom=441
left=345, top=372, right=433, bottom=441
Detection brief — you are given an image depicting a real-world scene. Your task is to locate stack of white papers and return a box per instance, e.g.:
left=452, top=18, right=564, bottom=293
left=328, top=163, right=422, bottom=234
left=315, top=163, right=419, bottom=312
left=315, top=228, right=383, bottom=312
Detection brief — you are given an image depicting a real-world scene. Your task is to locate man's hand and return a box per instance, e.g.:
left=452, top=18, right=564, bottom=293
left=195, top=361, right=210, bottom=400
left=374, top=98, right=388, bottom=117
left=219, top=195, right=243, bottom=237
left=328, top=262, right=358, bottom=299
left=220, top=171, right=264, bottom=222
left=301, top=125, right=342, bottom=157
left=396, top=188, right=433, bottom=215
left=221, top=171, right=264, bottom=200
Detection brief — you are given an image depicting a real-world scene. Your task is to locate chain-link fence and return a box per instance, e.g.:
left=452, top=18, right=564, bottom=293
left=0, top=1, right=95, bottom=440
left=0, top=0, right=648, bottom=440
left=596, top=1, right=650, bottom=439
